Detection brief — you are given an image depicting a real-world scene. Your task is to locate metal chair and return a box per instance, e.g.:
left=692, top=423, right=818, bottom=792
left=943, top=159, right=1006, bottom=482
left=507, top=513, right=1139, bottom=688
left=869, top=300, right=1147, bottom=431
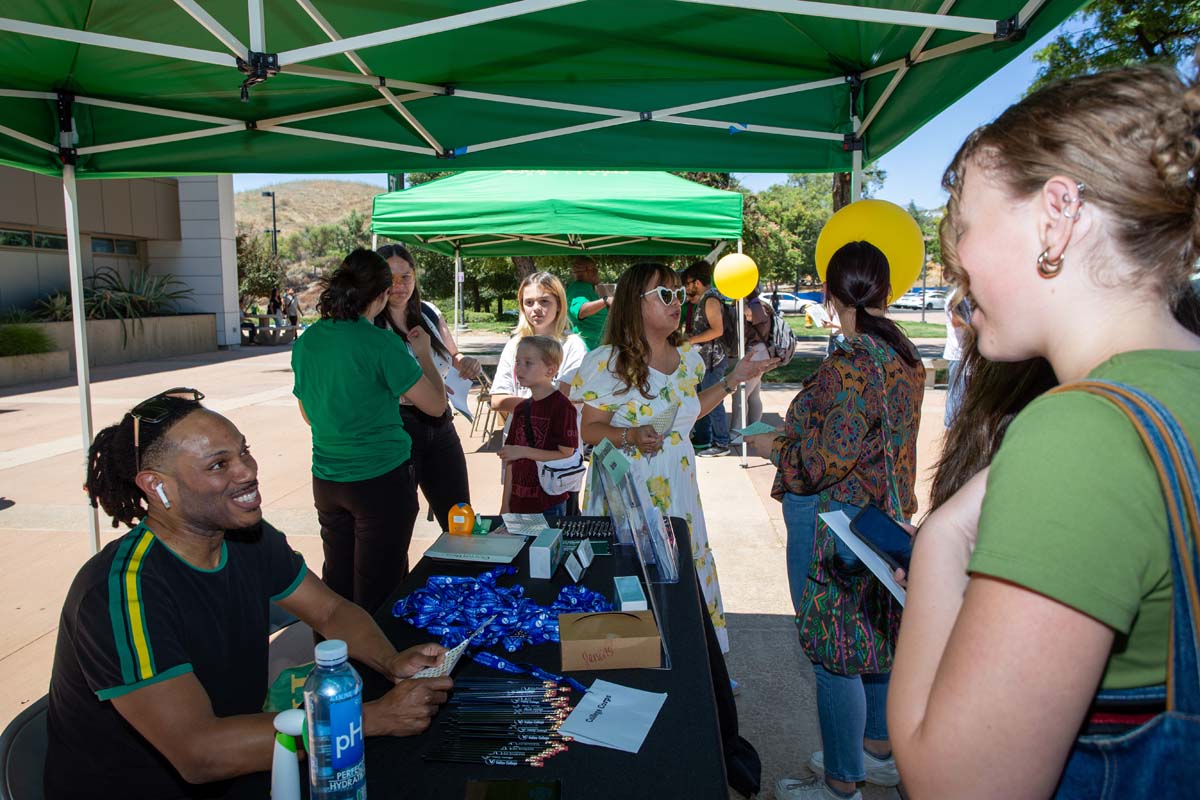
left=470, top=372, right=498, bottom=439
left=0, top=694, right=48, bottom=800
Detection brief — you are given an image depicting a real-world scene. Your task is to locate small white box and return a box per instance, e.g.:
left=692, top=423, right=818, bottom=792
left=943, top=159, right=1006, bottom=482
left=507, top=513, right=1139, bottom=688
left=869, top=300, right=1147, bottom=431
left=529, top=528, right=563, bottom=579
left=614, top=575, right=648, bottom=611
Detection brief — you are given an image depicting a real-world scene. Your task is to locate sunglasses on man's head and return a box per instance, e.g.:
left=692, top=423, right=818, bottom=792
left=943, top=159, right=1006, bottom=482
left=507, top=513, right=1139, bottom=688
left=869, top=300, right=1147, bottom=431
left=642, top=286, right=686, bottom=306
left=132, top=388, right=204, bottom=472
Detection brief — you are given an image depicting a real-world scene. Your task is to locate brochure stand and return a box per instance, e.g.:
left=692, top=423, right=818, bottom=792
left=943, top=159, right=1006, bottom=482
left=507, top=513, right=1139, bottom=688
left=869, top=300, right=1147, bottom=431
left=592, top=440, right=680, bottom=671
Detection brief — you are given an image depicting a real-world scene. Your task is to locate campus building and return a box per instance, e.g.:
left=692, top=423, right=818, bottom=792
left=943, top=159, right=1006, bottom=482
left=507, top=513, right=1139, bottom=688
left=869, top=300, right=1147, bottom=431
left=0, top=168, right=242, bottom=348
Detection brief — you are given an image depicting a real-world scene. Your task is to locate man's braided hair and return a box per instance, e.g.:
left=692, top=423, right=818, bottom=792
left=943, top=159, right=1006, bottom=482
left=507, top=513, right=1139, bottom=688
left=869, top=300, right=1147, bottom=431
left=85, top=397, right=203, bottom=528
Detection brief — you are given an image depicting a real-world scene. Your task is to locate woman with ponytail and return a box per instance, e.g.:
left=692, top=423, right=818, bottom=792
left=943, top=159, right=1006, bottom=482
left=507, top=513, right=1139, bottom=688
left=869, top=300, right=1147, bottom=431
left=291, top=248, right=448, bottom=615
left=749, top=240, right=924, bottom=800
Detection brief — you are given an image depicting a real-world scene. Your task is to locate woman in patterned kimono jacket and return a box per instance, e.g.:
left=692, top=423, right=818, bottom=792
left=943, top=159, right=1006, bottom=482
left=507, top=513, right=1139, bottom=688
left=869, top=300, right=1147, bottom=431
left=748, top=241, right=923, bottom=797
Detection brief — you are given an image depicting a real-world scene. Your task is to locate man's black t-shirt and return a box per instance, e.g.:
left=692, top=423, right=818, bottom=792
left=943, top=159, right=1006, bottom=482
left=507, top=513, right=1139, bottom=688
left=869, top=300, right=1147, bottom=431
left=45, top=521, right=306, bottom=799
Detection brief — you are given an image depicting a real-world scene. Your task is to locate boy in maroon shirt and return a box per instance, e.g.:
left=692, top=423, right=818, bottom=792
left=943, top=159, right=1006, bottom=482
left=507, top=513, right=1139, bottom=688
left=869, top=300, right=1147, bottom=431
left=499, top=336, right=579, bottom=516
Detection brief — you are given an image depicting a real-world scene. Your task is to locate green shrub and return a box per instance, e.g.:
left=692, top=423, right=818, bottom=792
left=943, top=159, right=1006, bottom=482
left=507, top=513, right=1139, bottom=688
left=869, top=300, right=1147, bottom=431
left=0, top=324, right=56, bottom=357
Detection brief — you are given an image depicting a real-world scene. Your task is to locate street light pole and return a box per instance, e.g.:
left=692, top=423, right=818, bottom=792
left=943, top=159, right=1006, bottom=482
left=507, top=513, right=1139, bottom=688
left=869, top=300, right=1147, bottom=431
left=261, top=190, right=278, bottom=255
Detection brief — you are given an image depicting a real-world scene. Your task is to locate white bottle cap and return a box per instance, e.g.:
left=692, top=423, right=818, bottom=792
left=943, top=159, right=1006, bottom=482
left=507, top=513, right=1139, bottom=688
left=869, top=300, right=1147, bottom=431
left=314, top=639, right=348, bottom=667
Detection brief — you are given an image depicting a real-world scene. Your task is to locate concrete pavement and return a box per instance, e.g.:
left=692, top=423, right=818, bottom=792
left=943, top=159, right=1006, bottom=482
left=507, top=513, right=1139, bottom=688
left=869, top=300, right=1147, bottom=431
left=0, top=334, right=946, bottom=799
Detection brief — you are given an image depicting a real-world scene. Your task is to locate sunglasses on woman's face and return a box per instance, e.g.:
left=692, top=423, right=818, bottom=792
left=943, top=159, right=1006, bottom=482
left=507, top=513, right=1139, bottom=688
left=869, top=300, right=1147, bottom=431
left=642, top=286, right=686, bottom=306
left=132, top=388, right=204, bottom=472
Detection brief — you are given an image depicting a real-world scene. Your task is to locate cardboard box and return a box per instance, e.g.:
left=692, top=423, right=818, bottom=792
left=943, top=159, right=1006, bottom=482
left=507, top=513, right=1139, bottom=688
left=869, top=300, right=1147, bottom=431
left=559, top=610, right=661, bottom=671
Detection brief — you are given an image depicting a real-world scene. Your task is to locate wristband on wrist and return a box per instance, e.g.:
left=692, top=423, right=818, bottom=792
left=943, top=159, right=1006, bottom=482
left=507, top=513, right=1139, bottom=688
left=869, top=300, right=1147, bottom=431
left=618, top=427, right=629, bottom=451
left=722, top=376, right=736, bottom=394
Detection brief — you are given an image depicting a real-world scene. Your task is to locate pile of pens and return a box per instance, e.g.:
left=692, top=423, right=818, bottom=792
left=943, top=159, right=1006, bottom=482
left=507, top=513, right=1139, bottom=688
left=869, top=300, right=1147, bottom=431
left=424, top=677, right=574, bottom=767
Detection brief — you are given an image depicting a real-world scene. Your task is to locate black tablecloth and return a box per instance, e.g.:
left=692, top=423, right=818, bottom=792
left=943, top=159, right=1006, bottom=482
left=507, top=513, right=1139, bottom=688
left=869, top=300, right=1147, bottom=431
left=358, top=517, right=728, bottom=799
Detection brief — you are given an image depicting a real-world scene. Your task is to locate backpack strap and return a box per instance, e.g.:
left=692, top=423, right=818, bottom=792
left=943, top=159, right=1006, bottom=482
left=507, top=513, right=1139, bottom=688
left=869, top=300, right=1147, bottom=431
left=1049, top=380, right=1200, bottom=714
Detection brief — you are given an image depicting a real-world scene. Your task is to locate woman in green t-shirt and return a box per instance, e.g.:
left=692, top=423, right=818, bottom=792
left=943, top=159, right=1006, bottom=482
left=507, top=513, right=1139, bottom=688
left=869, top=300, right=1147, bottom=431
left=291, top=249, right=448, bottom=615
left=890, top=67, right=1200, bottom=798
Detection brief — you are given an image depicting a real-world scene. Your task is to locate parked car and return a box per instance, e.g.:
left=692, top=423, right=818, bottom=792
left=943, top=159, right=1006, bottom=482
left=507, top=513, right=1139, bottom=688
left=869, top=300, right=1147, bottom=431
left=768, top=292, right=819, bottom=315
left=892, top=290, right=946, bottom=310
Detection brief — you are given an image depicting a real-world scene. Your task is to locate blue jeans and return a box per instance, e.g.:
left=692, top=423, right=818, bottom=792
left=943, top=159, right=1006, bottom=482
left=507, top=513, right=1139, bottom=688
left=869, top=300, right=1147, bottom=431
left=813, top=664, right=891, bottom=783
left=693, top=357, right=729, bottom=448
left=543, top=500, right=567, bottom=520
left=783, top=492, right=889, bottom=782
left=781, top=492, right=858, bottom=614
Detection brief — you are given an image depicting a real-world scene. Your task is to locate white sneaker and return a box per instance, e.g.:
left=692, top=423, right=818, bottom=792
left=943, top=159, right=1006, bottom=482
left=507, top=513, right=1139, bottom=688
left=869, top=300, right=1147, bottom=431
left=807, top=749, right=900, bottom=787
left=775, top=775, right=861, bottom=800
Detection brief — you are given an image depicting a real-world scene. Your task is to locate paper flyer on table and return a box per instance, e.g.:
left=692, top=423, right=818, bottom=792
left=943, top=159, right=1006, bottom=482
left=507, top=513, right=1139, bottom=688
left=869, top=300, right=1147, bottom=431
left=819, top=511, right=907, bottom=606
left=558, top=679, right=667, bottom=754
left=501, top=513, right=549, bottom=537
left=445, top=368, right=475, bottom=422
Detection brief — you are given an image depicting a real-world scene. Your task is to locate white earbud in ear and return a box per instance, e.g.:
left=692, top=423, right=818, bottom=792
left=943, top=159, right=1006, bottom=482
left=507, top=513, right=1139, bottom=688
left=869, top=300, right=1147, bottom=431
left=155, top=484, right=171, bottom=509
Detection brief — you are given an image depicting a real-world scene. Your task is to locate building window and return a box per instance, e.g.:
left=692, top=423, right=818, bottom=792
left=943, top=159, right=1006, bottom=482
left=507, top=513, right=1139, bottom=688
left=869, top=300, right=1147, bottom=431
left=34, top=233, right=67, bottom=250
left=91, top=237, right=139, bottom=256
left=0, top=229, right=33, bottom=248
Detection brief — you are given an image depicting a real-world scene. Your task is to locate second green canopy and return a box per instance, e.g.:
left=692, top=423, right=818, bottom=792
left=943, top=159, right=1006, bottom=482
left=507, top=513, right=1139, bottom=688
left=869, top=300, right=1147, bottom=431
left=371, top=171, right=743, bottom=257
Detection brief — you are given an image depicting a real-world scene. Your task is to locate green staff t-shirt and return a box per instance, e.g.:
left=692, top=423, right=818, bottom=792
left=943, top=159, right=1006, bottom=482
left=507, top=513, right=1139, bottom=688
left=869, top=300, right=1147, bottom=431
left=566, top=280, right=607, bottom=350
left=971, top=349, right=1200, bottom=689
left=292, top=316, right=423, bottom=482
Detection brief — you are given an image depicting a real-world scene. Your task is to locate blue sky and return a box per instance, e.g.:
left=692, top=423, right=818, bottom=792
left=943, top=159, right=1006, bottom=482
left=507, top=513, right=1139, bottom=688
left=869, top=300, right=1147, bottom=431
left=233, top=24, right=1066, bottom=211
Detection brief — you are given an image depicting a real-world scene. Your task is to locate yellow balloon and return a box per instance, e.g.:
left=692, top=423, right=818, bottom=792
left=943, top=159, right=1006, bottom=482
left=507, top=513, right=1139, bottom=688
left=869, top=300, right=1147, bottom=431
left=713, top=253, right=759, bottom=299
left=815, top=199, right=925, bottom=302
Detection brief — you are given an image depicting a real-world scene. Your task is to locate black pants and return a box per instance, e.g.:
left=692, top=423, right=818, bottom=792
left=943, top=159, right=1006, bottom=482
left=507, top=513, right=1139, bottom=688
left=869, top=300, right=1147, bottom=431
left=312, top=462, right=417, bottom=615
left=399, top=405, right=470, bottom=532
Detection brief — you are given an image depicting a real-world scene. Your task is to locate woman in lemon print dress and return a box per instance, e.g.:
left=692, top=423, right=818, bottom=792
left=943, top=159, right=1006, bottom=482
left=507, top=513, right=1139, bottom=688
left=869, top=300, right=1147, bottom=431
left=571, top=262, right=775, bottom=652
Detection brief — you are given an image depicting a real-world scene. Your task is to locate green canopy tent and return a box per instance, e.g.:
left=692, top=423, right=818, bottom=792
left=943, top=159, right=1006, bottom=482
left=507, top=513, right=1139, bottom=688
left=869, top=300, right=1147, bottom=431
left=370, top=169, right=745, bottom=330
left=0, top=0, right=1085, bottom=549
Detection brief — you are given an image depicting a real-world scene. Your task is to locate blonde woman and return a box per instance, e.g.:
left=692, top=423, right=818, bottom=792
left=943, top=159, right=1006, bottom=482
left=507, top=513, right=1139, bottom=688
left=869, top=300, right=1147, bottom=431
left=490, top=272, right=588, bottom=426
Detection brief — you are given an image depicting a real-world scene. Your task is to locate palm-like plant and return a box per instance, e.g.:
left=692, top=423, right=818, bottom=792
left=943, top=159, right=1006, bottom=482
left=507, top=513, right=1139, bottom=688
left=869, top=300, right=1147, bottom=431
left=85, top=267, right=193, bottom=346
left=31, top=267, right=193, bottom=347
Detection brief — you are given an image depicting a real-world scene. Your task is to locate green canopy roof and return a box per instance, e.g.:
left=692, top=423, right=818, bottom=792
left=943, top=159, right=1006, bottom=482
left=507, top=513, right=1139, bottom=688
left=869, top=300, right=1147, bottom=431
left=371, top=170, right=743, bottom=256
left=0, top=0, right=1084, bottom=179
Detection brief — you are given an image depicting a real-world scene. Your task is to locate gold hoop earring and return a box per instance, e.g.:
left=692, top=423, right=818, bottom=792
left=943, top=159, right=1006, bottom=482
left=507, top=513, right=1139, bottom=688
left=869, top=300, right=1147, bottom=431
left=1036, top=249, right=1064, bottom=279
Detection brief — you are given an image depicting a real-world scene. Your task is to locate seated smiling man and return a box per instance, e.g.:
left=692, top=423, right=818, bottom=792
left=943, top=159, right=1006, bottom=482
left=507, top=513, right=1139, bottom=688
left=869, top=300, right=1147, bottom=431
left=45, top=389, right=452, bottom=799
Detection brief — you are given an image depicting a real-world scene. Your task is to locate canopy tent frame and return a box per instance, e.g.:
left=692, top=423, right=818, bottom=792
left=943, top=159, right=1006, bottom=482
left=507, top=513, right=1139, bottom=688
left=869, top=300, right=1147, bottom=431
left=0, top=0, right=1051, bottom=171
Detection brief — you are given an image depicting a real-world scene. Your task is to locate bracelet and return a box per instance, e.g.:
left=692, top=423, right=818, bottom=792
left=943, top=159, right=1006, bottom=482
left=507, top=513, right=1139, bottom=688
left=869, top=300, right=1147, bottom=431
left=619, top=427, right=629, bottom=451
left=722, top=376, right=736, bottom=394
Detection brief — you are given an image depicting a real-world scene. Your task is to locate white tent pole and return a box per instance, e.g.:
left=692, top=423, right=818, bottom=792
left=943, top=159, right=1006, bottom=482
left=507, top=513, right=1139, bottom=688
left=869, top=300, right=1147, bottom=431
left=279, top=0, right=585, bottom=66
left=858, top=0, right=956, bottom=138
left=675, top=0, right=998, bottom=35
left=74, top=96, right=240, bottom=125
left=259, top=125, right=434, bottom=155
left=654, top=75, right=844, bottom=117
left=736, top=239, right=748, bottom=468
left=657, top=116, right=842, bottom=141
left=173, top=0, right=249, bottom=57
left=63, top=164, right=100, bottom=554
left=371, top=233, right=378, bottom=250
left=75, top=124, right=245, bottom=156
left=0, top=123, right=58, bottom=153
left=851, top=140, right=863, bottom=201
left=292, top=0, right=444, bottom=152
left=248, top=0, right=266, bottom=52
left=0, top=17, right=235, bottom=67
left=454, top=245, right=463, bottom=333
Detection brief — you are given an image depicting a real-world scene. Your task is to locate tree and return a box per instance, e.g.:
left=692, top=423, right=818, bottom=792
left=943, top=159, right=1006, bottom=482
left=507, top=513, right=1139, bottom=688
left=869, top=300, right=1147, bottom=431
left=235, top=224, right=284, bottom=307
left=742, top=168, right=887, bottom=289
left=1031, top=2, right=1200, bottom=91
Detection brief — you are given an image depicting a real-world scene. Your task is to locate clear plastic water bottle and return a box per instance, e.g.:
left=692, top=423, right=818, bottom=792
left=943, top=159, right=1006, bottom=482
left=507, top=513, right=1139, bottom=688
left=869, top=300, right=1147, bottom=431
left=303, top=640, right=367, bottom=799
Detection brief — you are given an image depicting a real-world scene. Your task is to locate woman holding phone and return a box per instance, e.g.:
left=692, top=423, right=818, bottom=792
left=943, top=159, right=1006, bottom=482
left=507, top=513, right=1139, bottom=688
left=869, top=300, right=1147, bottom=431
left=747, top=241, right=923, bottom=800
